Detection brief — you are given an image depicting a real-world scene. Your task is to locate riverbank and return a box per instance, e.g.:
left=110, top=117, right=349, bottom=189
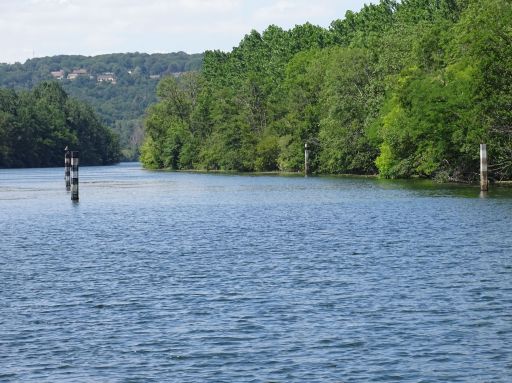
left=143, top=165, right=512, bottom=188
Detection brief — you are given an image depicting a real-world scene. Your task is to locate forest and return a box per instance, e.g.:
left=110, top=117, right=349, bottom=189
left=141, top=0, right=512, bottom=182
left=0, top=82, right=119, bottom=168
left=0, top=52, right=203, bottom=160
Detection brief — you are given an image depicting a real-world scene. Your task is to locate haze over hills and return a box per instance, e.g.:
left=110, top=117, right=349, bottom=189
left=0, top=52, right=203, bottom=160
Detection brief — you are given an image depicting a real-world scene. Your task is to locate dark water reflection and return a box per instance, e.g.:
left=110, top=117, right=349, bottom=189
left=1, top=163, right=511, bottom=382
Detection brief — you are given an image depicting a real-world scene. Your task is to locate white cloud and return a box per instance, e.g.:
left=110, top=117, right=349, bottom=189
left=251, top=0, right=337, bottom=29
left=0, top=0, right=374, bottom=63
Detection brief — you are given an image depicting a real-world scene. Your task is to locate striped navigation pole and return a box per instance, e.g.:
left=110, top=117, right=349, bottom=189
left=64, top=147, right=71, bottom=191
left=480, top=143, right=488, bottom=192
left=71, top=151, right=79, bottom=201
left=304, top=143, right=309, bottom=177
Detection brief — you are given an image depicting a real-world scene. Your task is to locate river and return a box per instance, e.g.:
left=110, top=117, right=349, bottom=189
left=1, top=162, right=511, bottom=382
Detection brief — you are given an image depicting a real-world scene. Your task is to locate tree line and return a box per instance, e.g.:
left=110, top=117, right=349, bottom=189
left=141, top=0, right=511, bottom=182
left=0, top=82, right=119, bottom=168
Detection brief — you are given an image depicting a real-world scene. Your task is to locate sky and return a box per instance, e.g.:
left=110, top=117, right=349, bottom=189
left=0, top=0, right=374, bottom=64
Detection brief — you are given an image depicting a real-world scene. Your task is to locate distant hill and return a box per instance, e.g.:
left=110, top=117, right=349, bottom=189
left=0, top=52, right=203, bottom=160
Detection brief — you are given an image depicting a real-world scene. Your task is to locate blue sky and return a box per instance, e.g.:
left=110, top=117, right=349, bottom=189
left=0, top=0, right=375, bottom=64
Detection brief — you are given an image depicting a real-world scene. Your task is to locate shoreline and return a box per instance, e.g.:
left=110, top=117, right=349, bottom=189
left=143, top=166, right=512, bottom=187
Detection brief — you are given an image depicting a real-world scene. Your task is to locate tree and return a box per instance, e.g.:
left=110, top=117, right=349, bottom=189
left=452, top=0, right=512, bottom=179
left=318, top=47, right=379, bottom=174
left=0, top=82, right=119, bottom=168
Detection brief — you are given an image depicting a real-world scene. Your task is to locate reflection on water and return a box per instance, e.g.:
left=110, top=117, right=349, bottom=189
left=1, top=163, right=512, bottom=382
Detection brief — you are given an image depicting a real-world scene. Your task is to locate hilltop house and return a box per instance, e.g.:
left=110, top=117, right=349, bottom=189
left=97, top=72, right=117, bottom=84
left=67, top=68, right=88, bottom=80
left=50, top=70, right=65, bottom=80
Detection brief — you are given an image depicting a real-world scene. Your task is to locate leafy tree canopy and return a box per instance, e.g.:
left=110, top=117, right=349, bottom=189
left=0, top=81, right=120, bottom=168
left=137, top=0, right=511, bottom=182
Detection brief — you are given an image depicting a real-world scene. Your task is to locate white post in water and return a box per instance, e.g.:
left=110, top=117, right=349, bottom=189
left=71, top=151, right=79, bottom=201
left=64, top=150, right=71, bottom=191
left=304, top=143, right=309, bottom=177
left=480, top=143, right=488, bottom=192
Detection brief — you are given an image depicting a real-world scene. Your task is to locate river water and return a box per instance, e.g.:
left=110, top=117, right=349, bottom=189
left=1, top=162, right=511, bottom=382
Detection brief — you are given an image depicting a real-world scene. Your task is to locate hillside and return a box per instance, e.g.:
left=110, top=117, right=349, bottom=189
left=0, top=52, right=203, bottom=160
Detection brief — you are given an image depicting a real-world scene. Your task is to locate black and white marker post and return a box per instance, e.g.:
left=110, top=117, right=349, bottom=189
left=480, top=143, right=488, bottom=192
left=304, top=143, right=309, bottom=177
left=71, top=151, right=79, bottom=201
left=65, top=149, right=71, bottom=191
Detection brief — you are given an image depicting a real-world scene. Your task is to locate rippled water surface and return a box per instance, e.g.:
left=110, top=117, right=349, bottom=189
left=1, top=162, right=512, bottom=382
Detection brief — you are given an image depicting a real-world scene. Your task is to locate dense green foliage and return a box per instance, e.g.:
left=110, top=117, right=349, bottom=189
left=0, top=52, right=203, bottom=160
left=141, top=0, right=511, bottom=181
left=0, top=82, right=119, bottom=167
